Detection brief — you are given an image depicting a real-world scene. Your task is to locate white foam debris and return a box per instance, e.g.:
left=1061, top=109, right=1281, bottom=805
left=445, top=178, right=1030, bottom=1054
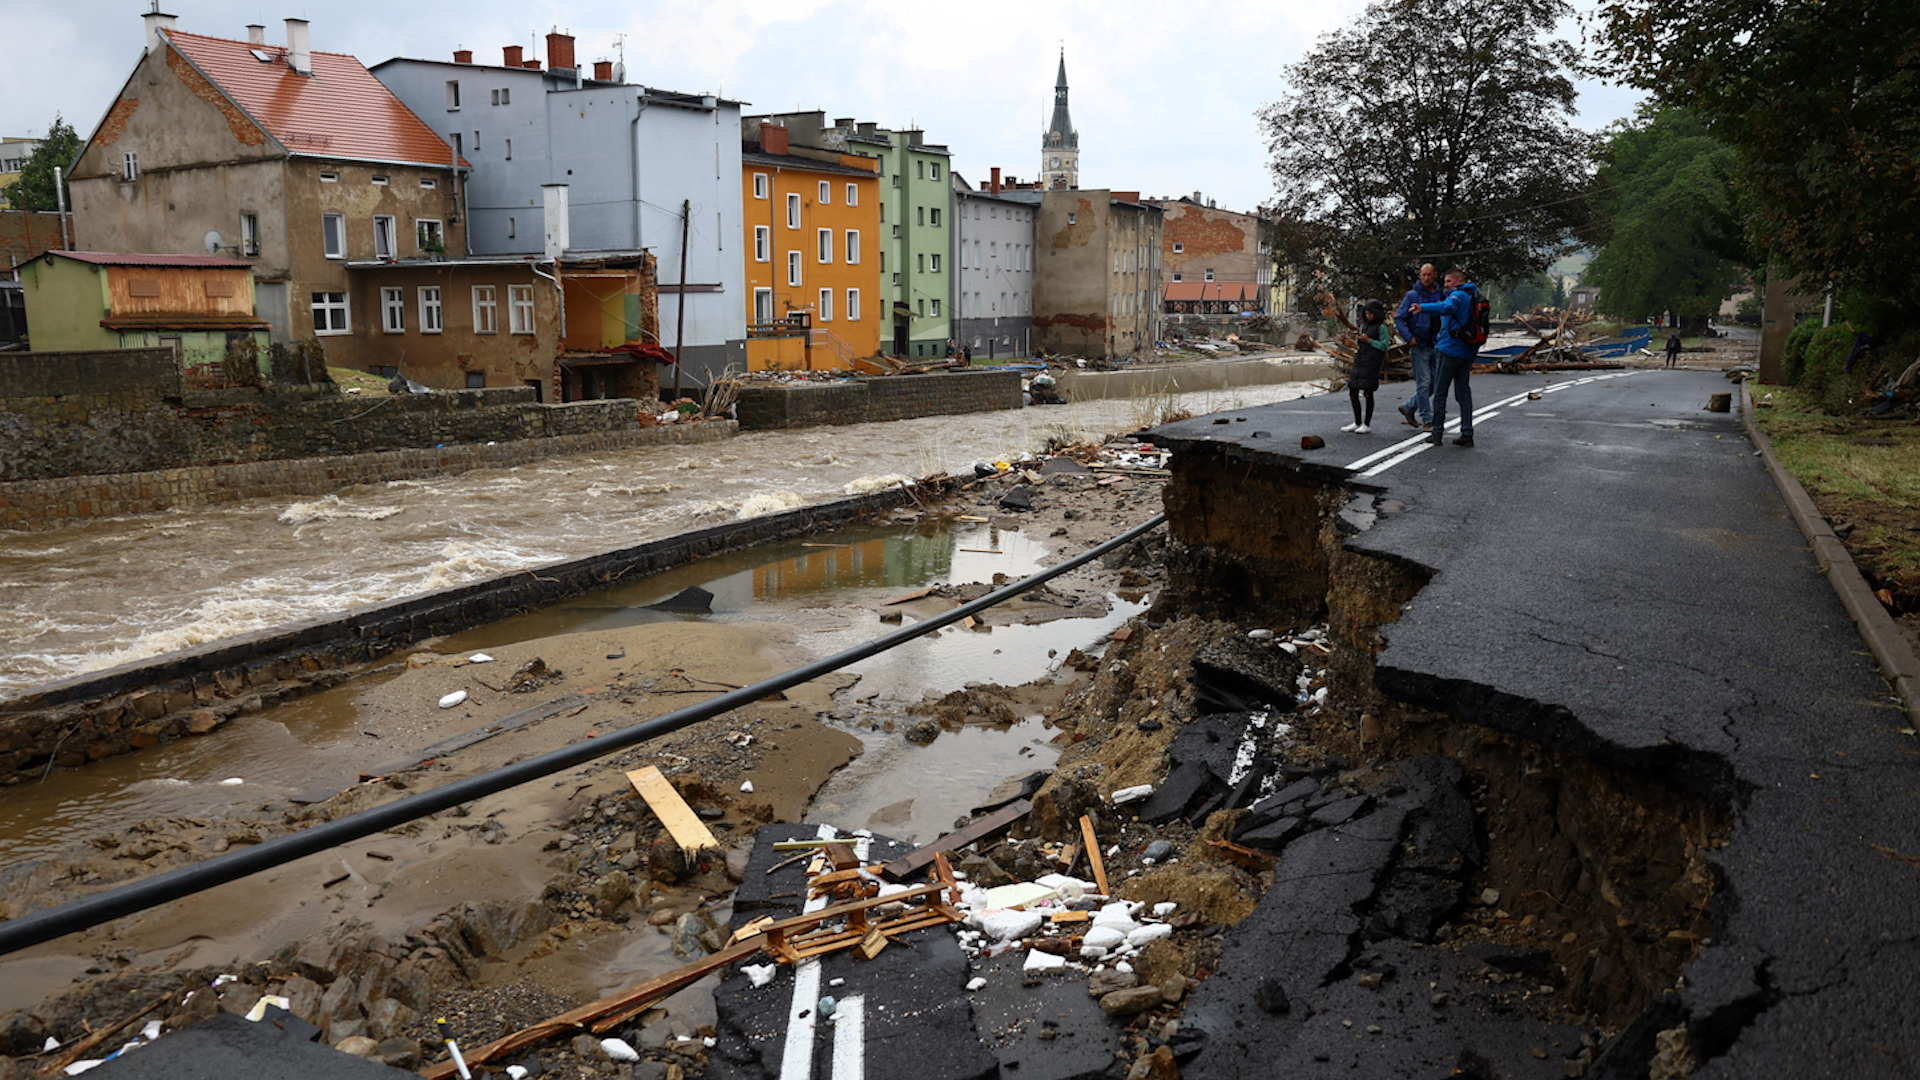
left=1127, top=924, right=1174, bottom=948
left=1110, top=784, right=1154, bottom=805
left=740, top=781, right=754, bottom=793
left=971, top=908, right=1043, bottom=942
left=438, top=690, right=468, bottom=709
left=743, top=964, right=777, bottom=988
left=1083, top=926, right=1126, bottom=950
left=507, top=1067, right=529, bottom=1080
left=1153, top=902, right=1179, bottom=917
left=219, top=778, right=244, bottom=786
left=736, top=491, right=805, bottom=519
left=844, top=474, right=915, bottom=496
left=600, top=1038, right=639, bottom=1062
left=1248, top=629, right=1275, bottom=641
left=1023, top=950, right=1066, bottom=972
left=966, top=977, right=987, bottom=991
left=467, top=653, right=494, bottom=664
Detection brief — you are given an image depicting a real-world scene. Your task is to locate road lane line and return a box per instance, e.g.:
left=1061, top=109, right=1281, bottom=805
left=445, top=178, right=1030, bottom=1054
left=831, top=995, right=865, bottom=1080
left=780, top=959, right=823, bottom=1080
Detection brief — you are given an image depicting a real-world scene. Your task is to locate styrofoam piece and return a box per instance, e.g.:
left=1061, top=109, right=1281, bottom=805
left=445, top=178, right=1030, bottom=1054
left=971, top=908, right=1044, bottom=941
left=1082, top=925, right=1126, bottom=950
left=1111, top=784, right=1154, bottom=805
left=966, top=977, right=987, bottom=991
left=468, top=653, right=494, bottom=664
left=1152, top=902, right=1179, bottom=917
left=1023, top=949, right=1067, bottom=972
left=743, top=963, right=777, bottom=988
left=981, top=882, right=1057, bottom=910
left=601, top=1038, right=639, bottom=1062
left=1127, top=924, right=1174, bottom=948
left=437, top=690, right=467, bottom=709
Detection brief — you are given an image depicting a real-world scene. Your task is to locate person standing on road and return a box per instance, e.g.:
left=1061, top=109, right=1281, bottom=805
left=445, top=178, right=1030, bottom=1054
left=1343, top=299, right=1389, bottom=434
left=1665, top=332, right=1683, bottom=368
left=1395, top=264, right=1445, bottom=429
left=1411, top=267, right=1484, bottom=448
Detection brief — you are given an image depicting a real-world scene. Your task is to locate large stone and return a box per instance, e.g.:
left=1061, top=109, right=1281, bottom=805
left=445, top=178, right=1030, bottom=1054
left=594, top=870, right=636, bottom=908
left=362, top=997, right=418, bottom=1041
left=278, top=975, right=324, bottom=1022
left=1100, top=986, right=1165, bottom=1017
left=335, top=1035, right=380, bottom=1057
left=1088, top=969, right=1139, bottom=997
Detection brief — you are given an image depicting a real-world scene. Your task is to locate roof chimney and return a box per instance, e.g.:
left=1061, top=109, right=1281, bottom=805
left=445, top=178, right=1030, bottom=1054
left=593, top=60, right=612, bottom=81
left=759, top=122, right=789, bottom=156
left=990, top=167, right=1001, bottom=194
left=542, top=184, right=570, bottom=259
left=142, top=9, right=177, bottom=53
left=502, top=44, right=523, bottom=67
left=453, top=48, right=472, bottom=64
left=545, top=30, right=575, bottom=73
left=285, top=18, right=311, bottom=76
left=246, top=24, right=265, bottom=45
left=523, top=59, right=541, bottom=70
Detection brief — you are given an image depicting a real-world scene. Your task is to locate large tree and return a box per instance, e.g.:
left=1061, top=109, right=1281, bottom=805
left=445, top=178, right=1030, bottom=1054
left=1583, top=108, right=1747, bottom=325
left=1593, top=0, right=1920, bottom=312
left=1260, top=0, right=1593, bottom=302
left=8, top=116, right=80, bottom=213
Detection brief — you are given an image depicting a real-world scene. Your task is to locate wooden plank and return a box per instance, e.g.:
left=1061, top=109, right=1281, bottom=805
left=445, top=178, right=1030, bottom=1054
left=1050, top=911, right=1092, bottom=924
left=856, top=927, right=888, bottom=960
left=1080, top=815, right=1110, bottom=896
left=879, top=585, right=939, bottom=606
left=757, top=882, right=949, bottom=935
left=956, top=515, right=990, bottom=522
left=1203, top=838, right=1276, bottom=870
left=878, top=799, right=1034, bottom=882
left=624, top=767, right=719, bottom=856
left=1056, top=842, right=1080, bottom=875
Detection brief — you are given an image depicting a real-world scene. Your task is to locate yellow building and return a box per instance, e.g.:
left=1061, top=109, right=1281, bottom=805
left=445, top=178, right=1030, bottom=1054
left=742, top=125, right=882, bottom=370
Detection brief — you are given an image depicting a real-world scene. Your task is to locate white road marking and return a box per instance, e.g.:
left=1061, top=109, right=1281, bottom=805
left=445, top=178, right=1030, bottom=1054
left=780, top=959, right=824, bottom=1080
left=831, top=995, right=866, bottom=1080
left=1347, top=372, right=1638, bottom=479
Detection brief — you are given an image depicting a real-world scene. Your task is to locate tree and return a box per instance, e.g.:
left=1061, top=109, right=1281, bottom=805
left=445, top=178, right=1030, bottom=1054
left=9, top=116, right=80, bottom=213
left=1259, top=0, right=1593, bottom=302
left=1593, top=0, right=1920, bottom=314
left=1485, top=273, right=1555, bottom=317
left=1582, top=108, right=1747, bottom=327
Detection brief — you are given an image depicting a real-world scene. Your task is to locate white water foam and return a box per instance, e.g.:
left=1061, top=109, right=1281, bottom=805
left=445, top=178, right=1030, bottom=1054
left=844, top=474, right=913, bottom=496
left=278, top=496, right=404, bottom=525
left=736, top=492, right=805, bottom=519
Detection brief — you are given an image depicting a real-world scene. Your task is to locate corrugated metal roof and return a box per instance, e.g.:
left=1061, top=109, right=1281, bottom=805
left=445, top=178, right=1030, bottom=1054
left=1165, top=282, right=1261, bottom=302
left=50, top=251, right=256, bottom=268
left=166, top=31, right=467, bottom=168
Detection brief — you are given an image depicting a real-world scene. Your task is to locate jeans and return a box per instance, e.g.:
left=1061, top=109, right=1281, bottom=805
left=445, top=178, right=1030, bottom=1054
left=1403, top=343, right=1436, bottom=424
left=1431, top=351, right=1475, bottom=436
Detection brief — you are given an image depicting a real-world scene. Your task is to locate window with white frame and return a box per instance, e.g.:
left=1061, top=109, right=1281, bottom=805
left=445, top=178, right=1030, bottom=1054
left=753, top=226, right=770, bottom=262
left=420, top=177, right=438, bottom=189
left=786, top=193, right=800, bottom=229
left=818, top=180, right=830, bottom=203
left=472, top=285, right=497, bottom=333
left=373, top=215, right=397, bottom=259
left=445, top=81, right=461, bottom=109
left=322, top=213, right=345, bottom=258
left=753, top=287, right=774, bottom=324
left=817, top=228, right=832, bottom=264
left=845, top=183, right=858, bottom=206
left=818, top=288, right=832, bottom=321
left=320, top=170, right=339, bottom=183
left=753, top=173, right=768, bottom=199
left=930, top=298, right=941, bottom=316
left=418, top=286, right=443, bottom=333
left=787, top=250, right=802, bottom=286
left=416, top=219, right=443, bottom=252
left=508, top=284, right=535, bottom=333
left=240, top=213, right=259, bottom=256
left=929, top=253, right=941, bottom=273
left=892, top=272, right=900, bottom=285
left=930, top=162, right=941, bottom=180
left=930, top=207, right=941, bottom=226
left=371, top=174, right=389, bottom=186
left=311, top=291, right=349, bottom=334
left=847, top=288, right=860, bottom=321
left=845, top=230, right=859, bottom=264
left=892, top=224, right=900, bottom=238
left=1204, top=268, right=1215, bottom=282
left=381, top=287, right=405, bottom=333
left=122, top=152, right=138, bottom=182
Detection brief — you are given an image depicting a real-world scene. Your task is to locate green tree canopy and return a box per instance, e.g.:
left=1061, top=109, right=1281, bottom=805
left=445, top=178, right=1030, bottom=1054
left=1485, top=273, right=1555, bottom=317
left=1593, top=0, right=1920, bottom=310
left=1583, top=108, right=1747, bottom=324
left=9, top=117, right=80, bottom=213
left=1260, top=0, right=1593, bottom=301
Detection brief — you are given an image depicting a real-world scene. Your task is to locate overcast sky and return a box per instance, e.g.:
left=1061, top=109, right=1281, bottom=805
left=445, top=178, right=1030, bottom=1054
left=3, top=0, right=1642, bottom=214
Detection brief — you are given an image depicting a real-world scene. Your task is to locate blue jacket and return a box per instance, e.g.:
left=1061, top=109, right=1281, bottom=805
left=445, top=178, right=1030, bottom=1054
left=1415, top=282, right=1482, bottom=359
left=1394, top=282, right=1445, bottom=346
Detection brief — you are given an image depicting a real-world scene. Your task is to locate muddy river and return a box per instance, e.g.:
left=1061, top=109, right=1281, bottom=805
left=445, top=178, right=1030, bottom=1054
left=0, top=381, right=1315, bottom=696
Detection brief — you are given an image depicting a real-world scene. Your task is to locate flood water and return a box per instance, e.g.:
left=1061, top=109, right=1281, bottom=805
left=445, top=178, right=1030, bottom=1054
left=0, top=380, right=1316, bottom=696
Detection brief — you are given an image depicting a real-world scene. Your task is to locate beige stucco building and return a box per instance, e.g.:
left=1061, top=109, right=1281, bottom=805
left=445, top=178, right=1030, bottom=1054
left=1001, top=188, right=1161, bottom=359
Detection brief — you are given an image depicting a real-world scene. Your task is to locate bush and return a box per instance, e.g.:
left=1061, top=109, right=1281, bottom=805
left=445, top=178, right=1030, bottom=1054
left=1783, top=318, right=1820, bottom=386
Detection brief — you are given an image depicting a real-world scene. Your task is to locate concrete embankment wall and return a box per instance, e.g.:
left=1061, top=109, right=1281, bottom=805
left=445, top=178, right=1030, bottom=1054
left=0, top=485, right=929, bottom=784
left=1057, top=358, right=1333, bottom=401
left=735, top=369, right=1023, bottom=429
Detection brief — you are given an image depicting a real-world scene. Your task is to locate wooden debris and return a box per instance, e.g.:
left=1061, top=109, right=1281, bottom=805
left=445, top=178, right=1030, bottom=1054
left=1050, top=910, right=1092, bottom=924
left=43, top=989, right=176, bottom=1076
left=728, top=915, right=775, bottom=946
left=1056, top=842, right=1080, bottom=875
left=878, top=798, right=1034, bottom=881
left=625, top=767, right=720, bottom=856
left=879, top=586, right=939, bottom=606
left=856, top=926, right=889, bottom=960
left=1080, top=815, right=1111, bottom=896
left=1204, top=838, right=1276, bottom=870
left=956, top=514, right=990, bottom=522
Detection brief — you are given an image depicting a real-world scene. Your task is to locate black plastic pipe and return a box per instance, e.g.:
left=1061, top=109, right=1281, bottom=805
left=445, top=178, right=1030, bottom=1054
left=0, top=513, right=1167, bottom=956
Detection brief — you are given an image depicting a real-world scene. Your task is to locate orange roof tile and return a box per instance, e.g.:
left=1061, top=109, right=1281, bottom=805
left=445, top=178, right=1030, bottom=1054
left=165, top=30, right=467, bottom=169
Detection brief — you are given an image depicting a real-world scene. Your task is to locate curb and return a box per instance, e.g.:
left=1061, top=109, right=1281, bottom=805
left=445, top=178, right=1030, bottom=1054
left=1742, top=382, right=1920, bottom=724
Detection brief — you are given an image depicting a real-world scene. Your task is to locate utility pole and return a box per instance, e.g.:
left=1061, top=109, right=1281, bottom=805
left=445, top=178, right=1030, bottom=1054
left=673, top=198, right=689, bottom=400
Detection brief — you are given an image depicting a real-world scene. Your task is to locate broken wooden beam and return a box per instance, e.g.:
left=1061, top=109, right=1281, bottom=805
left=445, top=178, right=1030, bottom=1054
left=877, top=799, right=1034, bottom=882
left=625, top=767, right=720, bottom=857
left=1080, top=814, right=1111, bottom=896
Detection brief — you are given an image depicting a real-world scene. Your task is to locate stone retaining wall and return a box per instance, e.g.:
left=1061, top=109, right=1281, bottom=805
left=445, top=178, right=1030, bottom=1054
left=735, top=369, right=1023, bottom=430
left=0, top=421, right=734, bottom=531
left=0, top=484, right=931, bottom=784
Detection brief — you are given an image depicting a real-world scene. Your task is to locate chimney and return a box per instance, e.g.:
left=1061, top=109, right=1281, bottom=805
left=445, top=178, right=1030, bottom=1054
left=545, top=30, right=575, bottom=73
left=593, top=60, right=612, bottom=81
left=523, top=59, right=542, bottom=70
left=142, top=9, right=177, bottom=53
left=990, top=167, right=1001, bottom=195
left=502, top=44, right=523, bottom=67
left=759, top=122, right=788, bottom=156
left=285, top=18, right=310, bottom=76
left=542, top=184, right=570, bottom=259
left=453, top=49, right=472, bottom=64
left=1192, top=191, right=1202, bottom=204
left=246, top=24, right=265, bottom=45
left=834, top=117, right=855, bottom=129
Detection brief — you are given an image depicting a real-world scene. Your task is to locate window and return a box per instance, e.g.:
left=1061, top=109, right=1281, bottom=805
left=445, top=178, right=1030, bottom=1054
left=753, top=173, right=768, bottom=199
left=1172, top=273, right=1183, bottom=282
left=892, top=224, right=900, bottom=238
left=892, top=272, right=900, bottom=285
left=916, top=253, right=924, bottom=273
left=847, top=288, right=860, bottom=321
left=372, top=174, right=389, bottom=186
left=916, top=206, right=924, bottom=226
left=504, top=139, right=512, bottom=160
left=490, top=88, right=511, bottom=106
left=472, top=286, right=497, bottom=333
left=420, top=177, right=438, bottom=189
left=239, top=213, right=259, bottom=257
left=446, top=81, right=461, bottom=110
left=915, top=161, right=924, bottom=180
left=466, top=372, right=487, bottom=389
left=753, top=225, right=770, bottom=262
left=930, top=207, right=941, bottom=226
left=817, top=288, right=832, bottom=322
left=845, top=183, right=858, bottom=206
left=1066, top=212, right=1076, bottom=224
left=373, top=215, right=396, bottom=259
left=918, top=298, right=925, bottom=316
left=988, top=241, right=996, bottom=264
left=845, top=230, right=859, bottom=264
left=754, top=287, right=774, bottom=324
left=817, top=228, right=832, bottom=264
left=507, top=217, right=516, bottom=239
left=930, top=162, right=941, bottom=180
left=311, top=291, right=349, bottom=334
left=418, top=287, right=443, bottom=333
left=381, top=288, right=405, bottom=333
left=416, top=219, right=443, bottom=252
left=1171, top=242, right=1184, bottom=254
left=319, top=170, right=339, bottom=183
left=930, top=253, right=941, bottom=273
left=818, top=181, right=830, bottom=204
left=930, top=298, right=941, bottom=317
left=322, top=213, right=345, bottom=258
left=1204, top=268, right=1215, bottom=282
left=786, top=193, right=800, bottom=229
left=508, top=284, right=535, bottom=333
left=787, top=250, right=802, bottom=286
left=891, top=173, right=900, bottom=188
left=122, top=152, right=140, bottom=181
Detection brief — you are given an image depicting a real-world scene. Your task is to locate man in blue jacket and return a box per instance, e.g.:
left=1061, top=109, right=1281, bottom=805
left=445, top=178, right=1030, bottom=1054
left=1393, top=263, right=1444, bottom=429
left=1411, top=267, right=1482, bottom=447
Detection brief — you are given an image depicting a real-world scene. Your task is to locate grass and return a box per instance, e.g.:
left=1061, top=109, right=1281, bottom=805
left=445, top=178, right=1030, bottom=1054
left=328, top=366, right=392, bottom=393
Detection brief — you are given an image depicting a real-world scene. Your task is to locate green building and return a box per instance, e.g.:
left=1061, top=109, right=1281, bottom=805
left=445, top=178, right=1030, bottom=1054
left=19, top=250, right=269, bottom=369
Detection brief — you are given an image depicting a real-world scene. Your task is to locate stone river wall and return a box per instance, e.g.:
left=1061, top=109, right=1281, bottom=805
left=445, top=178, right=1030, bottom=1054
left=735, top=369, right=1023, bottom=430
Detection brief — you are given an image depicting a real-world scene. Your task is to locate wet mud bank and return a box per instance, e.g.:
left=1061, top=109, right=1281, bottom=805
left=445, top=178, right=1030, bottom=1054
left=0, top=485, right=929, bottom=786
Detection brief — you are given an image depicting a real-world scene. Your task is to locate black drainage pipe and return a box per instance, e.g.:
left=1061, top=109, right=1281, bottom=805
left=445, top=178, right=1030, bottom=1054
left=0, top=513, right=1168, bottom=956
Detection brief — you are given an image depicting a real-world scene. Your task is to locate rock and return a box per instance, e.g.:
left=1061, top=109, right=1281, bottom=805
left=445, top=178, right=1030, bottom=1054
left=594, top=871, right=636, bottom=908
left=1142, top=840, right=1176, bottom=863
left=1087, top=969, right=1138, bottom=997
left=187, top=710, right=224, bottom=734
left=572, top=1033, right=603, bottom=1058
left=725, top=848, right=750, bottom=882
left=278, top=975, right=324, bottom=1022
left=1124, top=1046, right=1179, bottom=1080
left=1099, top=986, right=1164, bottom=1016
left=1234, top=815, right=1303, bottom=851
left=316, top=977, right=358, bottom=1026
left=1356, top=972, right=1384, bottom=989
left=999, top=488, right=1034, bottom=511
left=671, top=911, right=719, bottom=958
left=956, top=853, right=1014, bottom=888
left=374, top=1036, right=420, bottom=1069
left=1308, top=793, right=1371, bottom=827
left=335, top=1035, right=380, bottom=1057
left=1159, top=976, right=1188, bottom=1004
left=903, top=719, right=941, bottom=744
left=649, top=837, right=689, bottom=883
left=1252, top=977, right=1291, bottom=1015
left=363, top=998, right=417, bottom=1041
left=164, top=987, right=222, bottom=1031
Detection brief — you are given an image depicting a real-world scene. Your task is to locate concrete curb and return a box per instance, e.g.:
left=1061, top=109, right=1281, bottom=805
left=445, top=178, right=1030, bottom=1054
left=1742, top=382, right=1920, bottom=724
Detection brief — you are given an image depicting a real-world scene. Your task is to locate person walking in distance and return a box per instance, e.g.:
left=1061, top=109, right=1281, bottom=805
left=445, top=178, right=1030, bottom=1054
left=1665, top=331, right=1683, bottom=368
left=1410, top=267, right=1487, bottom=447
left=1343, top=299, right=1389, bottom=434
left=1394, top=263, right=1445, bottom=429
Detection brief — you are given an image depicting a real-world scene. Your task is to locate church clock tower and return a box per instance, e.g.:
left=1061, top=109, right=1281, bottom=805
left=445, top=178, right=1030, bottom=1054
left=1042, top=50, right=1078, bottom=190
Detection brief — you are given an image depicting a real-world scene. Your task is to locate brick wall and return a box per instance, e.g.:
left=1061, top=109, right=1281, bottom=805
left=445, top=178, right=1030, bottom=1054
left=735, top=369, right=1023, bottom=430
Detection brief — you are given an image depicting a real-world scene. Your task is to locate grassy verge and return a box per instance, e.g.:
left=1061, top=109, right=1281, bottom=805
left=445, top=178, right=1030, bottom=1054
left=1755, top=385, right=1920, bottom=612
left=328, top=366, right=392, bottom=393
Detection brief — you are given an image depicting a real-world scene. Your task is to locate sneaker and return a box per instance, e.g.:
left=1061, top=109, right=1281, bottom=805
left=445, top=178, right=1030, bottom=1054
left=1422, top=423, right=1434, bottom=431
left=1398, top=404, right=1417, bottom=427
left=1425, top=432, right=1443, bottom=446
left=1454, top=434, right=1474, bottom=447
left=1355, top=424, right=1371, bottom=434
left=1340, top=422, right=1360, bottom=433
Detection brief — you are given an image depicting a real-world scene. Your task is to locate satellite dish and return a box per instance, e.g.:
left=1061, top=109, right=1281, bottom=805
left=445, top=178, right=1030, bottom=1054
left=204, top=230, right=223, bottom=253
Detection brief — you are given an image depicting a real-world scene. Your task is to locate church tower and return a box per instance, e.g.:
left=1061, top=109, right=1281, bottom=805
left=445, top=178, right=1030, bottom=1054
left=1042, top=50, right=1078, bottom=190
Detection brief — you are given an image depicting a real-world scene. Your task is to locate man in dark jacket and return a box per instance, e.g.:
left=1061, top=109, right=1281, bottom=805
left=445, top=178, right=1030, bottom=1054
left=1411, top=267, right=1483, bottom=448
left=1394, top=263, right=1445, bottom=429
left=1664, top=332, right=1682, bottom=368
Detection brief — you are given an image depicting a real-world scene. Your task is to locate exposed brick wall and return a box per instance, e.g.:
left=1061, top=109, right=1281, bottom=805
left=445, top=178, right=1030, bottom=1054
left=735, top=369, right=1023, bottom=430
left=0, top=212, right=68, bottom=272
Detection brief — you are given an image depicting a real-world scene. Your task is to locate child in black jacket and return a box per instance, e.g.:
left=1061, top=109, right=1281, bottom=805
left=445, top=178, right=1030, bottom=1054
left=1343, top=300, right=1388, bottom=434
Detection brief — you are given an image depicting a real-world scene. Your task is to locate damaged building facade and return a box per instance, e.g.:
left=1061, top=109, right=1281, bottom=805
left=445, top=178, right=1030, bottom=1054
left=1146, top=194, right=1275, bottom=315
left=950, top=169, right=1035, bottom=361
left=998, top=188, right=1161, bottom=359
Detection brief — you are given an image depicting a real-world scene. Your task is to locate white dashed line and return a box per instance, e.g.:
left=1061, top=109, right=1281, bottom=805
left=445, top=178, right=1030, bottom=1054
left=831, top=995, right=866, bottom=1080
left=1345, top=371, right=1637, bottom=479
